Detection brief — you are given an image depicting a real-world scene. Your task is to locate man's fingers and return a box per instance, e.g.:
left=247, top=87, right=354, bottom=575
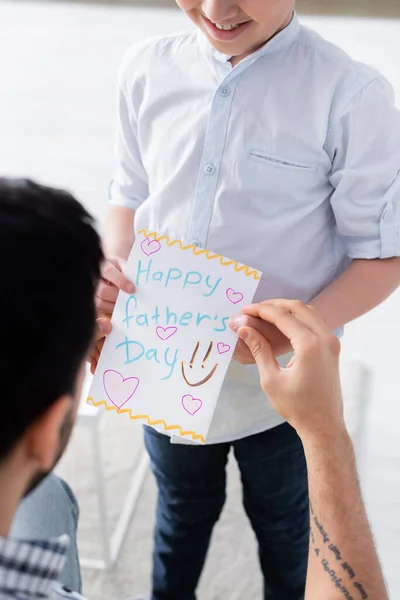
left=102, top=261, right=135, bottom=294
left=241, top=303, right=316, bottom=351
left=237, top=326, right=279, bottom=378
left=233, top=339, right=255, bottom=365
left=243, top=300, right=328, bottom=337
left=262, top=299, right=328, bottom=335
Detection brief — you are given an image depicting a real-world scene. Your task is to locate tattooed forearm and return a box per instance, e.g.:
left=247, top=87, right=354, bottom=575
left=321, top=558, right=356, bottom=600
left=353, top=582, right=368, bottom=600
left=310, top=504, right=368, bottom=599
left=310, top=528, right=315, bottom=545
left=312, top=511, right=330, bottom=545
left=329, top=544, right=342, bottom=562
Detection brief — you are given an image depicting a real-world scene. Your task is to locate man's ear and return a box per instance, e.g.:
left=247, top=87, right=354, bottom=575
left=25, top=396, right=72, bottom=471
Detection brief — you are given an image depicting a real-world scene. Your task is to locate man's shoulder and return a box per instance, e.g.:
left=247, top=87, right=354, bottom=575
left=118, top=29, right=198, bottom=89
left=52, top=584, right=86, bottom=599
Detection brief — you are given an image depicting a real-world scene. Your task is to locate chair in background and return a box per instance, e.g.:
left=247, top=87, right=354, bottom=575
left=76, top=372, right=149, bottom=571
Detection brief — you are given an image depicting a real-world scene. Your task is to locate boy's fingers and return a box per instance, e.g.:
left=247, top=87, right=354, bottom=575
left=102, top=261, right=135, bottom=294
left=229, top=314, right=272, bottom=338
left=237, top=327, right=279, bottom=379
left=96, top=317, right=112, bottom=339
left=114, top=256, right=128, bottom=271
left=89, top=320, right=111, bottom=373
left=96, top=281, right=120, bottom=303
left=95, top=297, right=116, bottom=315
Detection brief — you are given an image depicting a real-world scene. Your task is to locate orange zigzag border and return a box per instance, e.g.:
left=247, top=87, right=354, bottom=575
left=87, top=398, right=206, bottom=444
left=139, top=229, right=261, bottom=281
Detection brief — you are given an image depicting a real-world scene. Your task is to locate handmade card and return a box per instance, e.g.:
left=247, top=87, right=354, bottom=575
left=87, top=230, right=261, bottom=443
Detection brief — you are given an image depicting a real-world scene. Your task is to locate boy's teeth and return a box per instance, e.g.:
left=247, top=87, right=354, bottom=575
left=214, top=23, right=241, bottom=31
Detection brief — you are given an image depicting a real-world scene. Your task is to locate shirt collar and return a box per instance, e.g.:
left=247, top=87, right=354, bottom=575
left=0, top=535, right=69, bottom=599
left=198, top=11, right=301, bottom=66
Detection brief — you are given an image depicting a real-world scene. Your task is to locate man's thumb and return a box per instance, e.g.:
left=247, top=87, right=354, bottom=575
left=237, top=327, right=279, bottom=378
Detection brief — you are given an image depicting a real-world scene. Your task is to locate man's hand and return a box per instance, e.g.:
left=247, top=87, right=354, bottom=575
left=88, top=317, right=112, bottom=375
left=237, top=300, right=344, bottom=440
left=230, top=314, right=292, bottom=363
left=96, top=256, right=135, bottom=315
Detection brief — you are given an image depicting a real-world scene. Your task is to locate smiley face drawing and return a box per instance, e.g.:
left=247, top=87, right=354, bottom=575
left=181, top=341, right=219, bottom=387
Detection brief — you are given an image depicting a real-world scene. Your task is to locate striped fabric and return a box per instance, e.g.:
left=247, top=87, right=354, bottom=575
left=0, top=536, right=84, bottom=599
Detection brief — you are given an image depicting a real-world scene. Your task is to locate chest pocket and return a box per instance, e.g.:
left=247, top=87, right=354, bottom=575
left=249, top=150, right=318, bottom=172
left=243, top=149, right=328, bottom=214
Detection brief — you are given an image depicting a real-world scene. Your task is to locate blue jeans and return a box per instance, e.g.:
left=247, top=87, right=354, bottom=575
left=11, top=474, right=82, bottom=594
left=145, top=423, right=309, bottom=600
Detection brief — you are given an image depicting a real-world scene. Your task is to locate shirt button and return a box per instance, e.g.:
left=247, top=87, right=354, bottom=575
left=204, top=164, right=216, bottom=176
left=220, top=85, right=231, bottom=97
left=192, top=240, right=201, bottom=247
left=383, top=211, right=391, bottom=221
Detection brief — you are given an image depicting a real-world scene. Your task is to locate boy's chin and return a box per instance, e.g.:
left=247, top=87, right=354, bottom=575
left=201, top=29, right=265, bottom=61
left=203, top=35, right=250, bottom=58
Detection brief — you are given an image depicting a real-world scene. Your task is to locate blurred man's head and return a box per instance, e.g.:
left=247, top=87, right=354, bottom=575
left=0, top=179, right=102, bottom=520
left=176, top=0, right=295, bottom=64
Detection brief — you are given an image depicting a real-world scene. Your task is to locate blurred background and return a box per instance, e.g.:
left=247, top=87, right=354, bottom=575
left=2, top=0, right=400, bottom=598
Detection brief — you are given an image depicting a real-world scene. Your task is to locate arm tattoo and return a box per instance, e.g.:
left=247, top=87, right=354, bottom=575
left=310, top=504, right=368, bottom=599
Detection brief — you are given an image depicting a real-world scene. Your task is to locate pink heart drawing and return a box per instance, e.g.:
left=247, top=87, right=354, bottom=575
left=226, top=288, right=244, bottom=305
left=182, top=394, right=203, bottom=416
left=141, top=237, right=161, bottom=257
left=103, top=369, right=140, bottom=411
left=156, top=326, right=178, bottom=341
left=217, top=342, right=231, bottom=355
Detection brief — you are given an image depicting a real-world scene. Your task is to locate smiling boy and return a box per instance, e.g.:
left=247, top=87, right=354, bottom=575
left=97, top=1, right=400, bottom=598
left=183, top=0, right=294, bottom=65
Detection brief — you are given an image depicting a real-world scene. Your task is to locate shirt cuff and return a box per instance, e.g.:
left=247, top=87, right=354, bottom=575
left=108, top=181, right=145, bottom=211
left=344, top=205, right=400, bottom=259
left=380, top=204, right=400, bottom=258
left=109, top=195, right=143, bottom=211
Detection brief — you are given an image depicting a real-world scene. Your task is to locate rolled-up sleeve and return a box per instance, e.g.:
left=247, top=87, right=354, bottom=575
left=326, top=76, right=400, bottom=259
left=109, top=56, right=149, bottom=211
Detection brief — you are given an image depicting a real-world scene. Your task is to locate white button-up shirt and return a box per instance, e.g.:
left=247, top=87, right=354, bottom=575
left=110, top=14, right=400, bottom=443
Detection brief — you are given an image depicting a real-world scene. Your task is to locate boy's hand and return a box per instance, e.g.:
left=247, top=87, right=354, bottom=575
left=96, top=256, right=135, bottom=315
left=237, top=300, right=344, bottom=440
left=229, top=314, right=291, bottom=363
left=88, top=317, right=112, bottom=375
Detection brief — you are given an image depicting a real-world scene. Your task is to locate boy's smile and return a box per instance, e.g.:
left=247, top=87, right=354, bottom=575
left=201, top=14, right=253, bottom=43
left=176, top=0, right=295, bottom=65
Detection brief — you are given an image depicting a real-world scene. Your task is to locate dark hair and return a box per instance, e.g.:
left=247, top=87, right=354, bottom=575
left=0, top=178, right=103, bottom=460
